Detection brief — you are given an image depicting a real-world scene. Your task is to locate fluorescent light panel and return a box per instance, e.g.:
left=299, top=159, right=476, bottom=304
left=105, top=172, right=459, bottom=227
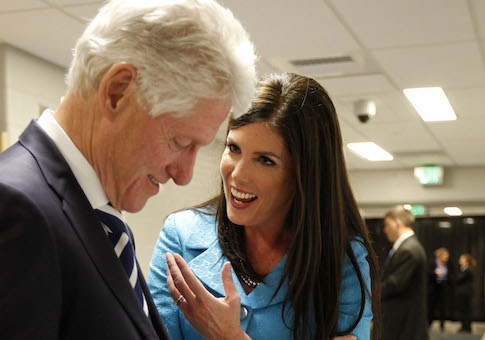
left=403, top=87, right=456, bottom=122
left=347, top=142, right=393, bottom=161
left=444, top=207, right=462, bottom=216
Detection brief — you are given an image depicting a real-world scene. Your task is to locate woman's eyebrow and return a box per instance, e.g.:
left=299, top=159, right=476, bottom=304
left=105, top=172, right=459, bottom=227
left=254, top=151, right=281, bottom=160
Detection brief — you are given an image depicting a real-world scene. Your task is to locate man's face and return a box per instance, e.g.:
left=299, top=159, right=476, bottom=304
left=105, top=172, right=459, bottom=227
left=383, top=217, right=400, bottom=243
left=96, top=97, right=230, bottom=212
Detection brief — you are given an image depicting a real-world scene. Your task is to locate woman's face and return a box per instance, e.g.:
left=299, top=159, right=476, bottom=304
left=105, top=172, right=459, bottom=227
left=439, top=253, right=449, bottom=264
left=220, top=123, right=295, bottom=231
left=459, top=256, right=467, bottom=267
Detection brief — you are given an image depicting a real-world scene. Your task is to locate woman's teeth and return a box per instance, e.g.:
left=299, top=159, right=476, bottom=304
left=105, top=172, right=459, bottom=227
left=148, top=175, right=159, bottom=185
left=230, top=187, right=256, bottom=200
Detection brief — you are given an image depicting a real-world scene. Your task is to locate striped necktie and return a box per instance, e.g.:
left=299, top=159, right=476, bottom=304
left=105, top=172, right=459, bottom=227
left=385, top=248, right=395, bottom=264
left=95, top=206, right=149, bottom=316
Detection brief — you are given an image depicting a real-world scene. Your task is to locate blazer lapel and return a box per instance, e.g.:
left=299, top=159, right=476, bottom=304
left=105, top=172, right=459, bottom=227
left=19, top=120, right=159, bottom=339
left=189, top=240, right=288, bottom=308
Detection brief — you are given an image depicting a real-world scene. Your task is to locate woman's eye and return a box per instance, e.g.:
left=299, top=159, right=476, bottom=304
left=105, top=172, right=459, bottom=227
left=260, top=156, right=275, bottom=166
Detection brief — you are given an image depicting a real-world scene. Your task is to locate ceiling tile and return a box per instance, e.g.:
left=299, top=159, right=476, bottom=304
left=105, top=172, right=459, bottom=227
left=471, top=0, right=485, bottom=39
left=339, top=120, right=367, bottom=144
left=43, top=0, right=103, bottom=7
left=255, top=58, right=278, bottom=76
left=335, top=91, right=420, bottom=125
left=0, top=1, right=47, bottom=12
left=427, top=120, right=485, bottom=142
left=0, top=8, right=85, bottom=67
left=219, top=0, right=360, bottom=60
left=317, top=74, right=394, bottom=97
left=439, top=141, right=485, bottom=166
left=329, top=0, right=474, bottom=49
left=373, top=42, right=485, bottom=89
left=393, top=151, right=455, bottom=167
left=61, top=3, right=102, bottom=22
left=445, top=88, right=485, bottom=120
left=357, top=122, right=442, bottom=153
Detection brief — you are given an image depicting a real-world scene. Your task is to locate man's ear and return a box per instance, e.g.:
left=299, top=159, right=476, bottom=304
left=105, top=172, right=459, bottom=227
left=98, top=63, right=137, bottom=116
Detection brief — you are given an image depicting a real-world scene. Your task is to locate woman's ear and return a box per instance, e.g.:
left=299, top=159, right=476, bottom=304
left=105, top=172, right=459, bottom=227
left=98, top=63, right=137, bottom=117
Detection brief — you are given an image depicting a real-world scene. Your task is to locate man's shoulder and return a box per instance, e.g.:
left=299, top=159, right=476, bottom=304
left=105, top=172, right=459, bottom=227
left=399, top=236, right=426, bottom=259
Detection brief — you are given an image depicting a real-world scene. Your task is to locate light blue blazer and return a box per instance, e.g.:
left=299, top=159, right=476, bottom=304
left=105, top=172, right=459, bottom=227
left=147, top=209, right=372, bottom=339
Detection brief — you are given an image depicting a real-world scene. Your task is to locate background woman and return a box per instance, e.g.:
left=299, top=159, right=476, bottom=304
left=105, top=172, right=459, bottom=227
left=428, top=247, right=453, bottom=330
left=148, top=73, right=380, bottom=340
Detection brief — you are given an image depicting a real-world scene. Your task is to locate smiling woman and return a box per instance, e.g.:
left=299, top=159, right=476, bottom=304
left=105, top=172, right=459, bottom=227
left=147, top=73, right=381, bottom=340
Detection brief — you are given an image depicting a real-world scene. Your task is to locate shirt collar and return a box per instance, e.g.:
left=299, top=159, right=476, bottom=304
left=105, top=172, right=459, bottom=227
left=37, top=109, right=109, bottom=210
left=392, top=230, right=414, bottom=251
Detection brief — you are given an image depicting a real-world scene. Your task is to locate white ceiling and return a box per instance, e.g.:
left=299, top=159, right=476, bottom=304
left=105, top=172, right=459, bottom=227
left=1, top=0, right=484, bottom=170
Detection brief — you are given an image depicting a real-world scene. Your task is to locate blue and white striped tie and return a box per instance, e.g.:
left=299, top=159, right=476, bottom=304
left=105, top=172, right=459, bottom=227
left=95, top=205, right=149, bottom=316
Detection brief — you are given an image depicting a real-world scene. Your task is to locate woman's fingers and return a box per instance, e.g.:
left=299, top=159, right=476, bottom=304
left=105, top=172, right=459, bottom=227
left=165, top=254, right=248, bottom=340
left=173, top=253, right=212, bottom=300
left=166, top=253, right=196, bottom=303
left=221, top=262, right=240, bottom=305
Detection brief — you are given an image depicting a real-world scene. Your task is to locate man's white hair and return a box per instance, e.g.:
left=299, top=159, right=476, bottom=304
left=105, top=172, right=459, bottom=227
left=66, top=0, right=256, bottom=117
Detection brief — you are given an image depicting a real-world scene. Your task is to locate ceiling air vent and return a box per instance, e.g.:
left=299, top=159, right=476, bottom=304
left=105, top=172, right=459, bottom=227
left=289, top=55, right=360, bottom=78
left=290, top=56, right=354, bottom=66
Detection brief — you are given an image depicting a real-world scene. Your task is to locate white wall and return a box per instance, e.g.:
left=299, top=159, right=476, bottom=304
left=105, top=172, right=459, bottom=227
left=1, top=43, right=66, bottom=146
left=350, top=166, right=485, bottom=218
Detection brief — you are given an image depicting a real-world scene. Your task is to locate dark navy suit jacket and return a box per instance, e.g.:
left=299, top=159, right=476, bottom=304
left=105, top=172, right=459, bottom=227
left=381, top=235, right=429, bottom=340
left=0, top=120, right=169, bottom=340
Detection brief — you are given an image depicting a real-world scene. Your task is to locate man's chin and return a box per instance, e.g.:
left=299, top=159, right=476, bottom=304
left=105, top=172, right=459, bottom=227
left=120, top=197, right=149, bottom=213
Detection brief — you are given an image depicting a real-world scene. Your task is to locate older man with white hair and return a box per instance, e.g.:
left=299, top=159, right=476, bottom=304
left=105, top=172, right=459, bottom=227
left=0, top=1, right=256, bottom=339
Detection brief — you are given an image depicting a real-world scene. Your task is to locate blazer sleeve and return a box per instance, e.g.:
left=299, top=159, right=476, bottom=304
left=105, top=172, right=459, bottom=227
left=337, top=239, right=373, bottom=340
left=0, top=183, right=62, bottom=339
left=147, top=214, right=184, bottom=340
left=382, top=246, right=418, bottom=299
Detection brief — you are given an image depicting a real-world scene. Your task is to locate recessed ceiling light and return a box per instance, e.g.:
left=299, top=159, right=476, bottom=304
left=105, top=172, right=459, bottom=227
left=403, top=87, right=457, bottom=122
left=444, top=207, right=462, bottom=216
left=347, top=142, right=393, bottom=161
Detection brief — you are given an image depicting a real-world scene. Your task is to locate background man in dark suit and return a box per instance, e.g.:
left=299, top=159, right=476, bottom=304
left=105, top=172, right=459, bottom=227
left=381, top=205, right=429, bottom=340
left=455, top=253, right=477, bottom=332
left=0, top=1, right=256, bottom=339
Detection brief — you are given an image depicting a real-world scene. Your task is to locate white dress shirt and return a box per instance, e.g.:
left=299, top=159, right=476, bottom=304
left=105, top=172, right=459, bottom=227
left=392, top=230, right=415, bottom=253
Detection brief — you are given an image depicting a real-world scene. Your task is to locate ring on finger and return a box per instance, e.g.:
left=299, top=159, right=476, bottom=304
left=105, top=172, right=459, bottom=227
left=172, top=295, right=185, bottom=306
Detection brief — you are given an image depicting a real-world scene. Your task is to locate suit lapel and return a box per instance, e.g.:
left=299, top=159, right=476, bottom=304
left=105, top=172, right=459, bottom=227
left=19, top=120, right=160, bottom=339
left=385, top=236, right=413, bottom=271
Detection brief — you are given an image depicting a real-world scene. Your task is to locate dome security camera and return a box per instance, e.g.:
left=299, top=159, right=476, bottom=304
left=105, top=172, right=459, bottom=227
left=354, top=99, right=376, bottom=123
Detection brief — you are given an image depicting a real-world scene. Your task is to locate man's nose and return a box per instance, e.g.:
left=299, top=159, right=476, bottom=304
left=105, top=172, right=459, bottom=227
left=167, top=146, right=199, bottom=186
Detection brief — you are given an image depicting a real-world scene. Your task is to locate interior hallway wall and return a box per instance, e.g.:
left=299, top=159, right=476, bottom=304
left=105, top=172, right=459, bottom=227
left=0, top=43, right=65, bottom=146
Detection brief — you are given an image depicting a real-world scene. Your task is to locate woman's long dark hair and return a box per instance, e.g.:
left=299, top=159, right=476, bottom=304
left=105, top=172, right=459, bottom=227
left=198, top=73, right=380, bottom=339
